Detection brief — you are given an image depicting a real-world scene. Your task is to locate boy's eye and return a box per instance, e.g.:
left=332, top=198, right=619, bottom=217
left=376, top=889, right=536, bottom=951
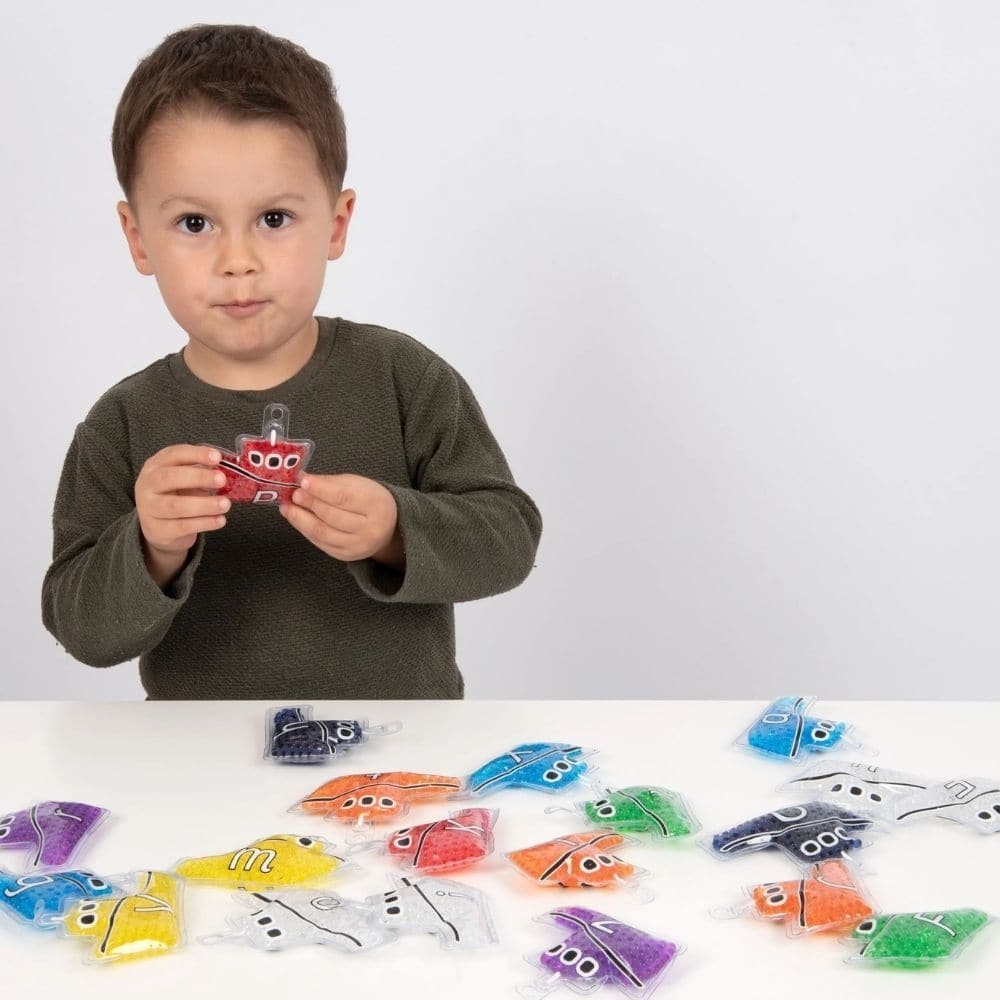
left=174, top=209, right=295, bottom=235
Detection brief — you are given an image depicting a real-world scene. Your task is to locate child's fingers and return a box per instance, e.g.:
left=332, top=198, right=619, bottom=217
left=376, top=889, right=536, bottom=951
left=152, top=465, right=227, bottom=496
left=280, top=500, right=355, bottom=556
left=150, top=494, right=231, bottom=520
left=147, top=444, right=222, bottom=471
left=298, top=474, right=367, bottom=514
left=290, top=488, right=366, bottom=533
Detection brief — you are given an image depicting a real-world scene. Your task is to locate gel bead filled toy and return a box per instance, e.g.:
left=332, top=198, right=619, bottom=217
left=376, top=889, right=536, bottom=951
left=738, top=696, right=860, bottom=763
left=723, top=860, right=875, bottom=936
left=367, top=874, right=499, bottom=950
left=265, top=705, right=401, bottom=764
left=174, top=834, right=350, bottom=889
left=0, top=869, right=116, bottom=928
left=202, top=889, right=397, bottom=953
left=708, top=802, right=872, bottom=866
left=577, top=786, right=700, bottom=840
left=205, top=402, right=314, bottom=504
left=0, top=800, right=109, bottom=870
left=295, top=772, right=464, bottom=825
left=781, top=760, right=929, bottom=821
left=506, top=831, right=645, bottom=890
left=522, top=907, right=681, bottom=1000
left=891, top=775, right=1000, bottom=833
left=383, top=808, right=499, bottom=874
left=62, top=871, right=182, bottom=964
left=846, top=909, right=993, bottom=968
left=464, top=743, right=595, bottom=796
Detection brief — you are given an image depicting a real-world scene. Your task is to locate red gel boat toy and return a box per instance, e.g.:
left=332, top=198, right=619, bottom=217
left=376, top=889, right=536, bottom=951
left=204, top=403, right=314, bottom=504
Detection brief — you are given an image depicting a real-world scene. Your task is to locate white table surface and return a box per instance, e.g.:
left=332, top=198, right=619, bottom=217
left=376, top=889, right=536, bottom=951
left=0, top=700, right=997, bottom=997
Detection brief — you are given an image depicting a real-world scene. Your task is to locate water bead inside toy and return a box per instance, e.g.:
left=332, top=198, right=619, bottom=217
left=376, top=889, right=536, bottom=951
left=202, top=403, right=314, bottom=504
left=520, top=907, right=682, bottom=1000
left=0, top=868, right=117, bottom=928
left=61, top=871, right=183, bottom=964
left=558, top=785, right=701, bottom=840
left=173, top=834, right=353, bottom=888
left=463, top=743, right=597, bottom=796
left=357, top=807, right=499, bottom=874
left=505, top=830, right=649, bottom=896
left=293, top=772, right=464, bottom=826
left=706, top=801, right=873, bottom=866
left=713, top=859, right=876, bottom=936
left=201, top=888, right=397, bottom=952
left=366, top=873, right=499, bottom=949
left=0, top=800, right=109, bottom=870
left=734, top=696, right=869, bottom=764
left=779, top=760, right=929, bottom=821
left=264, top=705, right=402, bottom=763
left=845, top=909, right=993, bottom=968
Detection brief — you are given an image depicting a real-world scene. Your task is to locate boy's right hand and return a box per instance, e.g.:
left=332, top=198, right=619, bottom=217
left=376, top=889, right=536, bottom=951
left=135, top=445, right=230, bottom=587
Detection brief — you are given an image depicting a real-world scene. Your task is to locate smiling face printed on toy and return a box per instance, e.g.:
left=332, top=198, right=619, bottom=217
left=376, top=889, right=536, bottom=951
left=298, top=772, right=464, bottom=823
left=747, top=697, right=848, bottom=760
left=710, top=802, right=871, bottom=864
left=372, top=875, right=498, bottom=949
left=507, top=831, right=636, bottom=889
left=387, top=808, right=498, bottom=874
left=222, top=889, right=396, bottom=952
left=209, top=404, right=314, bottom=504
left=849, top=909, right=992, bottom=967
left=749, top=860, right=874, bottom=935
left=175, top=834, right=345, bottom=888
left=0, top=869, right=115, bottom=927
left=538, top=907, right=679, bottom=999
left=783, top=761, right=928, bottom=820
left=465, top=743, right=592, bottom=796
left=269, top=708, right=365, bottom=761
left=64, top=871, right=181, bottom=963
left=0, top=800, right=108, bottom=869
left=584, top=787, right=700, bottom=839
left=892, top=776, right=1000, bottom=833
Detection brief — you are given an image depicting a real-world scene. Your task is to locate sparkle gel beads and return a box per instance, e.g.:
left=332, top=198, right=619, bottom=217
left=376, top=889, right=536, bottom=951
left=204, top=402, right=314, bottom=504
left=708, top=802, right=872, bottom=866
left=174, top=834, right=351, bottom=888
left=780, top=760, right=929, bottom=821
left=294, top=772, right=464, bottom=825
left=506, top=831, right=645, bottom=890
left=367, top=873, right=499, bottom=950
left=382, top=808, right=499, bottom=874
left=202, top=889, right=397, bottom=953
left=0, top=869, right=116, bottom=927
left=718, top=860, right=876, bottom=937
left=0, top=800, right=109, bottom=870
left=735, top=696, right=864, bottom=763
left=521, top=907, right=681, bottom=1000
left=846, top=909, right=993, bottom=968
left=464, top=743, right=596, bottom=796
left=62, top=871, right=183, bottom=964
left=891, top=775, right=1000, bottom=833
left=264, top=705, right=402, bottom=763
left=577, top=786, right=701, bottom=840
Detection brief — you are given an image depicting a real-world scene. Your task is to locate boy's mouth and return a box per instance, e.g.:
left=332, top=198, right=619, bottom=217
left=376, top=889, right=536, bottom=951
left=218, top=300, right=269, bottom=317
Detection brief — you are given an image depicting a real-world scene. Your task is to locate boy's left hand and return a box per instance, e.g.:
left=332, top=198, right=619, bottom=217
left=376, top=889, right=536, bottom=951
left=279, top=473, right=405, bottom=570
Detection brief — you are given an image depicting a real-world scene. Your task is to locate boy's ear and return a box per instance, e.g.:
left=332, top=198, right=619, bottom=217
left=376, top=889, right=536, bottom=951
left=117, top=200, right=155, bottom=276
left=327, top=188, right=357, bottom=262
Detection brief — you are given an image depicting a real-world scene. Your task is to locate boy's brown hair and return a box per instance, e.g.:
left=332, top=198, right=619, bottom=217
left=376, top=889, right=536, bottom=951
left=111, top=23, right=347, bottom=210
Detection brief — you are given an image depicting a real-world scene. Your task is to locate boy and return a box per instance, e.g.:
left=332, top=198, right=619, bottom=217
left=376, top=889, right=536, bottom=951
left=40, top=24, right=542, bottom=699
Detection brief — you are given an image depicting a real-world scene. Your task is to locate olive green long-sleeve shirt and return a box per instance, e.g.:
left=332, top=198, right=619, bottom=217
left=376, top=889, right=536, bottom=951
left=41, top=316, right=542, bottom=699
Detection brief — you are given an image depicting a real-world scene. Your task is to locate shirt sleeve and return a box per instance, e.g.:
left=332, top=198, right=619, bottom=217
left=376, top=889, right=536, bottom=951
left=40, top=421, right=205, bottom=667
left=346, top=356, right=543, bottom=604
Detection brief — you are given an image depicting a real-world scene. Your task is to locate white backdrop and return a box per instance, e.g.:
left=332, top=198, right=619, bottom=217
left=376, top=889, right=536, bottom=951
left=4, top=1, right=1000, bottom=698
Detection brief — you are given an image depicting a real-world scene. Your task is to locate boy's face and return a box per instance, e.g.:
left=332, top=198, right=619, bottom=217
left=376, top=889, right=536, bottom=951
left=117, top=112, right=354, bottom=366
